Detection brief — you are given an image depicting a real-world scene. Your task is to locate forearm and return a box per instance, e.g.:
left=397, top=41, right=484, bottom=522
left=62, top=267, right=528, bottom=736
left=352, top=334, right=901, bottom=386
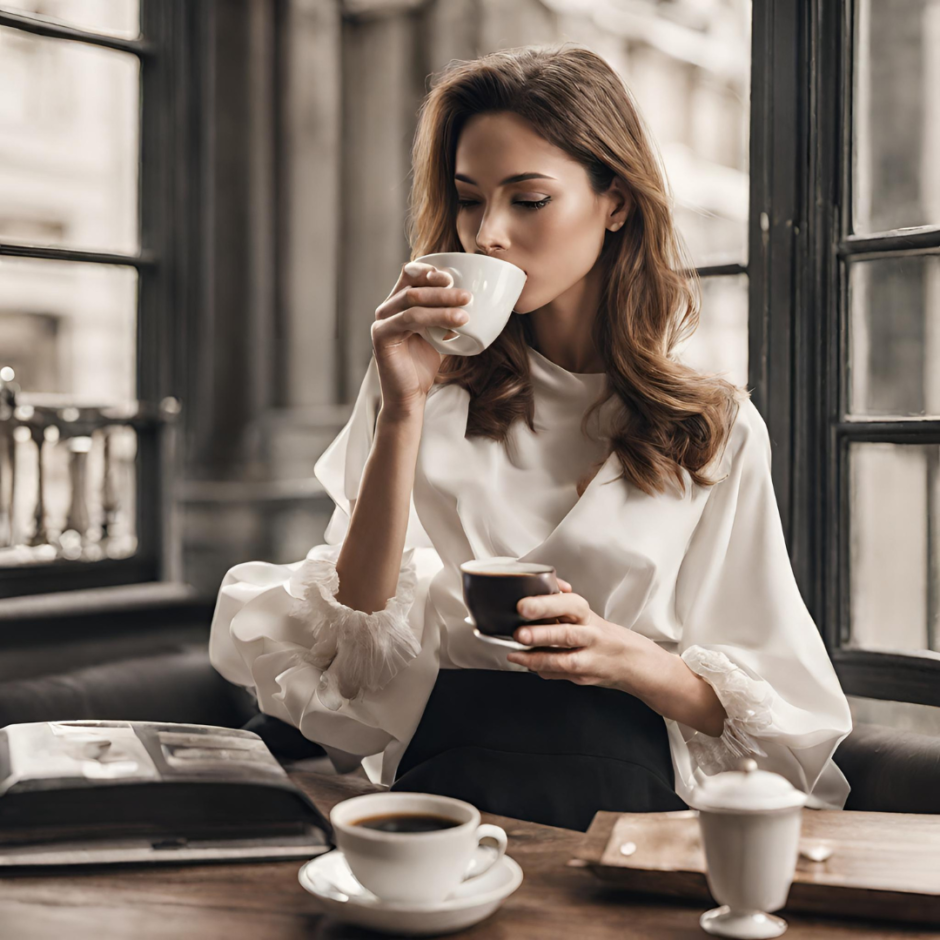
left=627, top=640, right=728, bottom=738
left=334, top=404, right=424, bottom=614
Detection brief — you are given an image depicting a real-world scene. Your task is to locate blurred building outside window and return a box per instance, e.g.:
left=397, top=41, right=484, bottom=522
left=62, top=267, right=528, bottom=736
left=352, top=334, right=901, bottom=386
left=0, top=0, right=142, bottom=578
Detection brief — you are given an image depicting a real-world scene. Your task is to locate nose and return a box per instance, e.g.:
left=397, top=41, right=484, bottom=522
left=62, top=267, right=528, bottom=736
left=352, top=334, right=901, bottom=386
left=473, top=210, right=511, bottom=256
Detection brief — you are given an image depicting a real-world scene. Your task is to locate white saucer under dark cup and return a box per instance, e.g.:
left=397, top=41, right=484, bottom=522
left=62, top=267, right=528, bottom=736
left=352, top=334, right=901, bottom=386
left=466, top=616, right=536, bottom=651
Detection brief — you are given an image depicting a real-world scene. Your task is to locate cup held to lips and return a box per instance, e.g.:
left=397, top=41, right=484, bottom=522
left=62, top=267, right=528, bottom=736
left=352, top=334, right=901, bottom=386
left=330, top=791, right=508, bottom=904
left=411, top=252, right=527, bottom=357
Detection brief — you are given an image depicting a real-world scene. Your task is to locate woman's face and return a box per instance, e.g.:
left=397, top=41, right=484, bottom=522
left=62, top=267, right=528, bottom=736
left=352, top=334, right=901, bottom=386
left=453, top=111, right=628, bottom=314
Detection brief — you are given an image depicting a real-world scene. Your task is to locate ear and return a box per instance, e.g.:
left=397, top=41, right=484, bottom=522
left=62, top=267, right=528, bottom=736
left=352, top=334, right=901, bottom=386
left=605, top=176, right=632, bottom=232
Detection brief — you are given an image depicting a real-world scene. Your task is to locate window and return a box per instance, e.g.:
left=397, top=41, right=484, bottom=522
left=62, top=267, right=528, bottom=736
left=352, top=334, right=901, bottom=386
left=761, top=0, right=940, bottom=706
left=0, top=2, right=188, bottom=599
left=833, top=0, right=940, bottom=700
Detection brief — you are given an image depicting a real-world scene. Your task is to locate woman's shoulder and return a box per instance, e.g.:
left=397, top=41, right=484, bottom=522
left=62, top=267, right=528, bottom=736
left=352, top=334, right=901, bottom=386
left=702, top=389, right=770, bottom=484
left=726, top=392, right=770, bottom=453
left=727, top=393, right=773, bottom=468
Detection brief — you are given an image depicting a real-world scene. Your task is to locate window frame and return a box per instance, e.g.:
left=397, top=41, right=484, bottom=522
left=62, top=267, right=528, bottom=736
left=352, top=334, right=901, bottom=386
left=0, top=1, right=193, bottom=599
left=755, top=0, right=940, bottom=707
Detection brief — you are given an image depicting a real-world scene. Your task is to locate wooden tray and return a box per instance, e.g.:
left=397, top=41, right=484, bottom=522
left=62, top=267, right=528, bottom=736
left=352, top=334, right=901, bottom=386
left=576, top=809, right=940, bottom=925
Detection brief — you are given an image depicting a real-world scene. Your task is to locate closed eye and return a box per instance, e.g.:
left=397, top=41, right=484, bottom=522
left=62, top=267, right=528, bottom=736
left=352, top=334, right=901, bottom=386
left=456, top=198, right=551, bottom=211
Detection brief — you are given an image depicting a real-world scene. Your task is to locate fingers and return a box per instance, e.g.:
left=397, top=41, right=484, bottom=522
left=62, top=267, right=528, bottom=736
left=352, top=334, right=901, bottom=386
left=376, top=285, right=472, bottom=321
left=556, top=577, right=573, bottom=593
left=513, top=622, right=588, bottom=648
left=507, top=647, right=585, bottom=674
left=517, top=592, right=589, bottom=624
left=372, top=306, right=471, bottom=347
left=403, top=261, right=454, bottom=285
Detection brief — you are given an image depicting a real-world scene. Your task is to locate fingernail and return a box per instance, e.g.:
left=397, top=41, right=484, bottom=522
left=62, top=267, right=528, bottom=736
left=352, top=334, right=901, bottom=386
left=518, top=629, right=531, bottom=644
left=403, top=262, right=423, bottom=276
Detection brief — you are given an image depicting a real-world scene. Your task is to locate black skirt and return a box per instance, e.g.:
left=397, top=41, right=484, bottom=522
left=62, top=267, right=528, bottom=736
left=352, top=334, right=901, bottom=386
left=391, top=668, right=687, bottom=832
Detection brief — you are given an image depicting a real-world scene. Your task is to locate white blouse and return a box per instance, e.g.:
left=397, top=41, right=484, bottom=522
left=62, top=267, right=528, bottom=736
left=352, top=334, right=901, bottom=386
left=209, top=346, right=853, bottom=809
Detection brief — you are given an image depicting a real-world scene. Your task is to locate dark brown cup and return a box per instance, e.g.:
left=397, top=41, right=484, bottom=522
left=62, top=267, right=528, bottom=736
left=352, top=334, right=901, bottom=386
left=460, top=559, right=559, bottom=637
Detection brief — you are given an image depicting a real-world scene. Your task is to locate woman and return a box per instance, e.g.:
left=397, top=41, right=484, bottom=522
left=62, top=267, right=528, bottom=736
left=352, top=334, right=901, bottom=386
left=210, top=44, right=852, bottom=832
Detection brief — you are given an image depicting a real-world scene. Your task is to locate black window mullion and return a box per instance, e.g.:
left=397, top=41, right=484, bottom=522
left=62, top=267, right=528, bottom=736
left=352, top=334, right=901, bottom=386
left=748, top=0, right=809, bottom=572
left=0, top=7, right=151, bottom=55
left=0, top=243, right=154, bottom=269
left=839, top=234, right=940, bottom=263
left=693, top=263, right=748, bottom=279
left=836, top=420, right=940, bottom=441
left=803, top=0, right=848, bottom=661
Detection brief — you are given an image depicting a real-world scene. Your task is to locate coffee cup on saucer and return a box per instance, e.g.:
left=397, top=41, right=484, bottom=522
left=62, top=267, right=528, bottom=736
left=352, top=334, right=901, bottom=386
left=460, top=557, right=560, bottom=640
left=329, top=791, right=509, bottom=905
left=690, top=758, right=808, bottom=939
left=297, top=841, right=524, bottom=936
left=411, top=252, right=526, bottom=356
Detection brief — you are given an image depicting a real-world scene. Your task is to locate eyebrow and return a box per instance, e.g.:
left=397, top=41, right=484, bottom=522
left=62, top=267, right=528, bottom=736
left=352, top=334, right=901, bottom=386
left=454, top=172, right=557, bottom=186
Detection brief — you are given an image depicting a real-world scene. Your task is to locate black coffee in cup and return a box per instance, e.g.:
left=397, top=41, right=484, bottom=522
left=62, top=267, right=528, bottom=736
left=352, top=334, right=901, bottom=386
left=460, top=559, right=559, bottom=637
left=353, top=813, right=462, bottom=833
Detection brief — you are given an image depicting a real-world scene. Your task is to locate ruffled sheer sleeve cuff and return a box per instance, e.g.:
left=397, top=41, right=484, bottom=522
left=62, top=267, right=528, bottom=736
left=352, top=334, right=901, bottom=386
left=285, top=543, right=420, bottom=712
left=680, top=645, right=776, bottom=775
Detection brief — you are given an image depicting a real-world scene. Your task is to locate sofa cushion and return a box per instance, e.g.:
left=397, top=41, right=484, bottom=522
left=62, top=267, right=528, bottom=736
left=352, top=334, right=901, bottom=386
left=0, top=645, right=258, bottom=731
left=241, top=713, right=327, bottom=761
left=834, top=722, right=940, bottom=814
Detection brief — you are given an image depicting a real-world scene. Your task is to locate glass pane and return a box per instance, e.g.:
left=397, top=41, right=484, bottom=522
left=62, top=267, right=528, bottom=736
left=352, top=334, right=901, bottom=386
left=558, top=2, right=751, bottom=267
left=0, top=0, right=139, bottom=39
left=852, top=0, right=940, bottom=233
left=849, top=443, right=940, bottom=655
left=0, top=27, right=139, bottom=254
left=0, top=257, right=137, bottom=403
left=848, top=255, right=940, bottom=417
left=675, top=274, right=749, bottom=389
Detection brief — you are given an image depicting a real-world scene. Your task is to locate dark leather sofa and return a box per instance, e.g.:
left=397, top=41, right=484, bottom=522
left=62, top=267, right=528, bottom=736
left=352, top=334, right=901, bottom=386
left=1, top=644, right=937, bottom=815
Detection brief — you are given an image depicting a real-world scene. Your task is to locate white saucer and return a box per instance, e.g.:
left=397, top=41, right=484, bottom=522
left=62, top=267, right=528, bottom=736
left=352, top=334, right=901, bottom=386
left=298, top=846, right=523, bottom=936
left=465, top=616, right=577, bottom=653
left=465, top=615, right=535, bottom=651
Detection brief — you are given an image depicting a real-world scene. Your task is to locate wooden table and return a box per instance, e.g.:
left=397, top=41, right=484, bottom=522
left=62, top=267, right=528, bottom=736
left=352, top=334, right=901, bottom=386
left=0, top=771, right=936, bottom=939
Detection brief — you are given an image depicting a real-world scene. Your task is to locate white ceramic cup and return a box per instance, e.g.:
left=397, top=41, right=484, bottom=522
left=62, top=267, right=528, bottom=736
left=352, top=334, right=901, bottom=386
left=330, top=791, right=509, bottom=904
left=411, top=251, right=527, bottom=356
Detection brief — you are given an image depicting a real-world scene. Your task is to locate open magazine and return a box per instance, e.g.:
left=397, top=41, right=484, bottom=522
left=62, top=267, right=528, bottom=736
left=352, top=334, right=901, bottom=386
left=0, top=720, right=333, bottom=867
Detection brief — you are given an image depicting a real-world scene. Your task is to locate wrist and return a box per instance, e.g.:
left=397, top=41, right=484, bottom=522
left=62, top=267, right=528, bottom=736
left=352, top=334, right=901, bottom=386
left=619, top=634, right=673, bottom=701
left=378, top=401, right=425, bottom=429
left=626, top=642, right=727, bottom=738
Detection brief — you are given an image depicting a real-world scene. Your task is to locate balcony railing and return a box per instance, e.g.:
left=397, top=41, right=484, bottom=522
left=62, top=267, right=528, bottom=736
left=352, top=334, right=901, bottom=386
left=0, top=366, right=178, bottom=573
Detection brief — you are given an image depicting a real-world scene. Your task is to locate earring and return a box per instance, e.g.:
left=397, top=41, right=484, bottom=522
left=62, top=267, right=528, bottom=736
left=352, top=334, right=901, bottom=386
left=610, top=222, right=623, bottom=231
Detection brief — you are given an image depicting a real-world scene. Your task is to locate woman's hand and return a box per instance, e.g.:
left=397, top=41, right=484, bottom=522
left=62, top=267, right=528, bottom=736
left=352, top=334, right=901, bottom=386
left=508, top=579, right=729, bottom=737
left=506, top=579, right=663, bottom=696
left=372, top=262, right=473, bottom=416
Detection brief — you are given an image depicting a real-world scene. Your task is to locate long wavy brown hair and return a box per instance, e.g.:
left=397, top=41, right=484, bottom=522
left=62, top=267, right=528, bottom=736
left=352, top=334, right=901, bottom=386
left=407, top=43, right=746, bottom=498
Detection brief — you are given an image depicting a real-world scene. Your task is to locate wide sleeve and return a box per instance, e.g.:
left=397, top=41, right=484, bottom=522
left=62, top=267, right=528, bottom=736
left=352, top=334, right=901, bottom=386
left=208, top=354, right=443, bottom=772
left=670, top=397, right=853, bottom=809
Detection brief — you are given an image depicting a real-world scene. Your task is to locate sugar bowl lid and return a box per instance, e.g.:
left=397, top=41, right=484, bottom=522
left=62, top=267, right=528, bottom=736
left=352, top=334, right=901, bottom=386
left=692, top=759, right=808, bottom=813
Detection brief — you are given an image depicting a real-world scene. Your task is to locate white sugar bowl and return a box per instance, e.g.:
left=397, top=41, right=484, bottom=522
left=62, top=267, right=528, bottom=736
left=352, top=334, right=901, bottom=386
left=690, top=758, right=807, bottom=939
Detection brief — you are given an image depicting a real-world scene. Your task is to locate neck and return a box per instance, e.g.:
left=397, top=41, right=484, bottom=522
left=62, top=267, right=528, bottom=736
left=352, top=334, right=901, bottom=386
left=525, top=258, right=606, bottom=374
